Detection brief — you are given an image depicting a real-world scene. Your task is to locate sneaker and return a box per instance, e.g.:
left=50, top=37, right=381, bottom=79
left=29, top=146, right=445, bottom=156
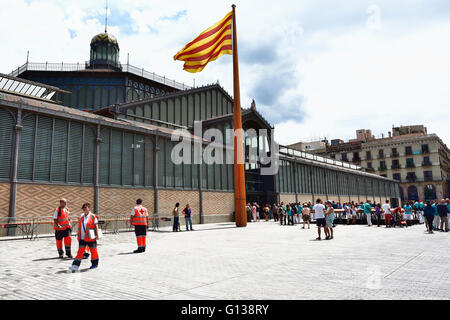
left=316, top=237, right=321, bottom=240
left=330, top=236, right=334, bottom=239
left=69, top=265, right=79, bottom=272
left=66, top=254, right=73, bottom=259
left=83, top=252, right=90, bottom=259
left=59, top=254, right=64, bottom=259
left=133, top=249, right=143, bottom=253
left=89, top=265, right=98, bottom=270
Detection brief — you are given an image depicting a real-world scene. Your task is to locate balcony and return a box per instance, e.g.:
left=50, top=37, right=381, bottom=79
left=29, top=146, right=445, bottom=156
left=422, top=161, right=432, bottom=167
left=366, top=155, right=372, bottom=160
left=406, top=175, right=417, bottom=182
left=366, top=167, right=375, bottom=172
left=424, top=176, right=434, bottom=182
left=378, top=154, right=385, bottom=159
left=422, top=150, right=430, bottom=154
left=390, top=152, right=400, bottom=158
left=378, top=166, right=387, bottom=171
left=406, top=163, right=416, bottom=169
left=405, top=150, right=413, bottom=156
left=391, top=164, right=401, bottom=170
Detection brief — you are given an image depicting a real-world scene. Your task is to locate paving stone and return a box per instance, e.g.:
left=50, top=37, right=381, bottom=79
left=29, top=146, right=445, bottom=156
left=0, top=221, right=449, bottom=300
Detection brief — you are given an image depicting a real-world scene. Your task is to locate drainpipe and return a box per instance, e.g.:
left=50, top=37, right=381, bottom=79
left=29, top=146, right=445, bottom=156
left=8, top=109, right=22, bottom=236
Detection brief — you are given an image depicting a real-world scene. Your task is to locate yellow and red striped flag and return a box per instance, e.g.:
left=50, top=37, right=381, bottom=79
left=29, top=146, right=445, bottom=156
left=174, top=11, right=233, bottom=73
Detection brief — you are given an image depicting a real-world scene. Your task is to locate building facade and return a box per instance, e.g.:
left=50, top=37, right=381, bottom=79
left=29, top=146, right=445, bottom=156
left=302, top=126, right=449, bottom=201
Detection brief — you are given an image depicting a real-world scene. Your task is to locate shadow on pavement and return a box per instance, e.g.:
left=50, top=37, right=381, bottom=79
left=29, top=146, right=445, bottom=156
left=33, top=257, right=72, bottom=262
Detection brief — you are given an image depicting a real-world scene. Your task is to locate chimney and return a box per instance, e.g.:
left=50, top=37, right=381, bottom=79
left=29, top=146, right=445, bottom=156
left=388, top=131, right=391, bottom=138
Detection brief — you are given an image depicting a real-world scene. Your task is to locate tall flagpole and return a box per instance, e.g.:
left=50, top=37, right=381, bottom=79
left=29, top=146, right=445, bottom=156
left=232, top=4, right=247, bottom=227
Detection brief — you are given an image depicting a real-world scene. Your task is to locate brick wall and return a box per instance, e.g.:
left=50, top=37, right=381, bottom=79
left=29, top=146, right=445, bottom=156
left=202, top=191, right=234, bottom=215
left=279, top=194, right=296, bottom=204
left=15, top=184, right=93, bottom=218
left=0, top=183, right=10, bottom=218
left=157, top=189, right=200, bottom=219
left=99, top=187, right=154, bottom=216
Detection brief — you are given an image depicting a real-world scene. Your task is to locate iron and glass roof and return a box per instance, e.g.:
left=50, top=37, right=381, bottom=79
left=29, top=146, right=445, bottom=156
left=0, top=72, right=68, bottom=102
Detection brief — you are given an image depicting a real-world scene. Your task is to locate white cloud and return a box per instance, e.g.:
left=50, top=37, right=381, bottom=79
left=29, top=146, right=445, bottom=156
left=0, top=0, right=449, bottom=146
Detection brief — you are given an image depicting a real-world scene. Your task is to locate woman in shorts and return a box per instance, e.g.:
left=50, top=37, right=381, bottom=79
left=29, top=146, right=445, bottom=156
left=325, top=201, right=335, bottom=240
left=301, top=203, right=311, bottom=229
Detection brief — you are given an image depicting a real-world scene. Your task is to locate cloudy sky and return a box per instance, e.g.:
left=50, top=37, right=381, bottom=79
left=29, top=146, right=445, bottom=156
left=1, top=0, right=449, bottom=145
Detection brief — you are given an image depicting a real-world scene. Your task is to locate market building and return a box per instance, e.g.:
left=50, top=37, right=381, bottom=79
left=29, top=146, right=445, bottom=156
left=0, top=31, right=401, bottom=228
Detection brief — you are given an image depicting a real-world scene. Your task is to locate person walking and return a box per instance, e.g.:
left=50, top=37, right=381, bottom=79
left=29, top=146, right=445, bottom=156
left=53, top=198, right=72, bottom=259
left=301, top=203, right=311, bottom=229
left=423, top=201, right=435, bottom=233
left=344, top=203, right=351, bottom=225
left=351, top=203, right=357, bottom=225
left=325, top=201, right=335, bottom=240
left=403, top=201, right=413, bottom=227
left=286, top=205, right=294, bottom=225
left=130, top=198, right=149, bottom=253
left=263, top=204, right=270, bottom=221
left=313, top=199, right=327, bottom=240
left=363, top=200, right=372, bottom=226
left=69, top=203, right=99, bottom=271
left=437, top=199, right=449, bottom=232
left=251, top=203, right=258, bottom=222
left=382, top=200, right=392, bottom=228
left=172, top=202, right=180, bottom=232
left=414, top=200, right=424, bottom=224
left=278, top=205, right=285, bottom=225
left=272, top=204, right=278, bottom=222
left=183, top=204, right=194, bottom=231
left=246, top=203, right=252, bottom=223
left=375, top=203, right=382, bottom=227
left=432, top=201, right=440, bottom=231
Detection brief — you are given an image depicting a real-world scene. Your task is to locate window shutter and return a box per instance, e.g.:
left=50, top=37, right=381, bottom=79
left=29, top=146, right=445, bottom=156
left=82, top=126, right=95, bottom=184
left=34, top=116, right=52, bottom=181
left=18, top=115, right=36, bottom=180
left=122, top=132, right=133, bottom=186
left=99, top=128, right=110, bottom=185
left=68, top=121, right=83, bottom=183
left=51, top=119, right=68, bottom=182
left=134, top=134, right=145, bottom=186
left=0, top=109, right=14, bottom=180
left=110, top=129, right=122, bottom=185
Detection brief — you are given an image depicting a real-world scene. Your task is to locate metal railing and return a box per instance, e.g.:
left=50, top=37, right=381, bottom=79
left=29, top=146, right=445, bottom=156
left=10, top=62, right=192, bottom=91
left=0, top=213, right=176, bottom=240
left=279, top=146, right=362, bottom=170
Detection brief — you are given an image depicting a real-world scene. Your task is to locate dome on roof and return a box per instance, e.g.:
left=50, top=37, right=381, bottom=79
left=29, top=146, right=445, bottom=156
left=90, top=32, right=118, bottom=46
left=88, top=31, right=121, bottom=71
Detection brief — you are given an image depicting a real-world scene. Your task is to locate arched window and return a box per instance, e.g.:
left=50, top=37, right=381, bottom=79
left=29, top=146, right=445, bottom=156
left=424, top=185, right=436, bottom=200
left=407, top=185, right=418, bottom=201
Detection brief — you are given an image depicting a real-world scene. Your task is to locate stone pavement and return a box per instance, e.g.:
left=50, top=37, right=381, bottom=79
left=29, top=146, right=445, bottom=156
left=0, top=221, right=449, bottom=300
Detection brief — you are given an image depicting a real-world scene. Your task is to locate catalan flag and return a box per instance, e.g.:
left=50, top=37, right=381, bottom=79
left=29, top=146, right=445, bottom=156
left=173, top=11, right=233, bottom=73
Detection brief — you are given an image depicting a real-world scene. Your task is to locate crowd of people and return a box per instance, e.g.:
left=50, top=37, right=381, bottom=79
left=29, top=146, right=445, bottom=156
left=246, top=197, right=450, bottom=239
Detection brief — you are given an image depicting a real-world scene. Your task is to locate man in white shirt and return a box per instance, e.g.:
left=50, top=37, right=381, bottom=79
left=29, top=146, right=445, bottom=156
left=312, top=198, right=327, bottom=240
left=382, top=200, right=392, bottom=228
